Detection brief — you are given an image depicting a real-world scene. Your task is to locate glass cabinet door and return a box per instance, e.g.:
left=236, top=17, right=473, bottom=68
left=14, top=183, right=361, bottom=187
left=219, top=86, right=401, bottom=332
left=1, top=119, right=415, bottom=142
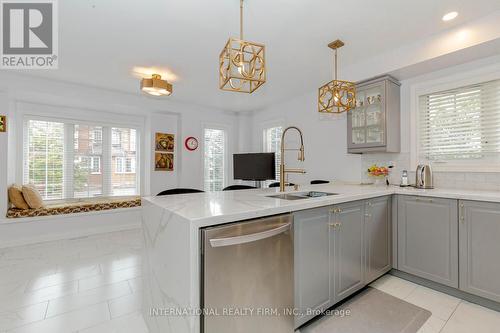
left=349, top=81, right=386, bottom=148
left=364, top=84, right=384, bottom=144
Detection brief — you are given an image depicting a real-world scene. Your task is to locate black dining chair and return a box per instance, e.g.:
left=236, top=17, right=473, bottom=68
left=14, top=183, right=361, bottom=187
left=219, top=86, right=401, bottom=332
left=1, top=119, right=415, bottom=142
left=157, top=188, right=204, bottom=196
left=269, top=182, right=295, bottom=188
left=223, top=185, right=257, bottom=191
left=310, top=180, right=330, bottom=185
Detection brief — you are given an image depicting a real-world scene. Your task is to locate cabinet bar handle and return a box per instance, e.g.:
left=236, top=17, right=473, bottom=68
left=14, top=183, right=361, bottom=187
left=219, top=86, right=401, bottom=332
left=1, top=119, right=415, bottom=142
left=415, top=197, right=433, bottom=203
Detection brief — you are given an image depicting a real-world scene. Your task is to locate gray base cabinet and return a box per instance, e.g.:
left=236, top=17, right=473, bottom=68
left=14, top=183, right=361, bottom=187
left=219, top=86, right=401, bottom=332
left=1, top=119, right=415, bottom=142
left=397, top=196, right=458, bottom=288
left=459, top=200, right=500, bottom=302
left=331, top=201, right=365, bottom=303
left=294, top=196, right=391, bottom=329
left=365, top=196, right=392, bottom=282
left=294, top=207, right=332, bottom=327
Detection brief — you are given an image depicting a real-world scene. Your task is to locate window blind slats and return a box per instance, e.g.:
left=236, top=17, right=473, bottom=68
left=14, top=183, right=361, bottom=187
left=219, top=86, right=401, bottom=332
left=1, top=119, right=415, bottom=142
left=204, top=128, right=226, bottom=192
left=24, top=118, right=139, bottom=201
left=419, top=79, right=500, bottom=160
left=264, top=126, right=283, bottom=186
left=24, top=120, right=65, bottom=200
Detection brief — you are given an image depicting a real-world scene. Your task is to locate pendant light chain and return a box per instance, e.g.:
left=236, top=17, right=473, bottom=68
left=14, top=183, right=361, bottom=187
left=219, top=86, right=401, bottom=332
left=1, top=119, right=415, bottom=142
left=240, top=0, right=244, bottom=40
left=334, top=48, right=338, bottom=81
left=318, top=39, right=356, bottom=113
left=219, top=0, right=266, bottom=93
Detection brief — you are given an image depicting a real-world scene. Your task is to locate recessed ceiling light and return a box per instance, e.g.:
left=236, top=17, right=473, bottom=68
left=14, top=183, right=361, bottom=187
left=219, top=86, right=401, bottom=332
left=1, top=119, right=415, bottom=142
left=442, top=11, right=458, bottom=21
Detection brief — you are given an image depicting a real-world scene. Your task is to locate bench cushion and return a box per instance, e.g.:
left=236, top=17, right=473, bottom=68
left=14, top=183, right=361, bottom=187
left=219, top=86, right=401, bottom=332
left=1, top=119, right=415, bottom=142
left=6, top=197, right=141, bottom=219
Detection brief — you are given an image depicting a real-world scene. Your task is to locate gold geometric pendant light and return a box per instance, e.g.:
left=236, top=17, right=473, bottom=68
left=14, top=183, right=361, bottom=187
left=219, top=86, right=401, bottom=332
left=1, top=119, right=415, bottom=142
left=219, top=0, right=266, bottom=93
left=318, top=40, right=356, bottom=113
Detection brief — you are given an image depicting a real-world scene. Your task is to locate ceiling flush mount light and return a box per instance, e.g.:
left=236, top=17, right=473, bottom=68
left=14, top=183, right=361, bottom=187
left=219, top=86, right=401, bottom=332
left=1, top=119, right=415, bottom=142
left=442, top=11, right=458, bottom=21
left=141, top=74, right=172, bottom=96
left=318, top=40, right=356, bottom=113
left=219, top=0, right=266, bottom=93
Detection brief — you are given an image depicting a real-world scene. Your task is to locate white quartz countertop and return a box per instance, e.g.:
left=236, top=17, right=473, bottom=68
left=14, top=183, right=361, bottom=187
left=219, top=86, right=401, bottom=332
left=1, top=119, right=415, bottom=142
left=142, top=184, right=500, bottom=228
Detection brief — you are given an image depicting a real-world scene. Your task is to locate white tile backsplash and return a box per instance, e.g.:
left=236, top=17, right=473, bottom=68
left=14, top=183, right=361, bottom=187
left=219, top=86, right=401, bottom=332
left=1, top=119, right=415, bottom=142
left=361, top=153, right=500, bottom=191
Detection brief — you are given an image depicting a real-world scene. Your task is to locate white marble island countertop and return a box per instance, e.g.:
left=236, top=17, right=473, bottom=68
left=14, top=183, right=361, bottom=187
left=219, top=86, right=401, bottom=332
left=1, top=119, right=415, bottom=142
left=141, top=183, right=500, bottom=333
left=142, top=183, right=500, bottom=228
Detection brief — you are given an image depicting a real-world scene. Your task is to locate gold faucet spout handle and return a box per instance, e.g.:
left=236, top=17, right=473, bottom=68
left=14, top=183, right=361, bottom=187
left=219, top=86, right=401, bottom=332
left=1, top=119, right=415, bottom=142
left=298, top=146, right=305, bottom=161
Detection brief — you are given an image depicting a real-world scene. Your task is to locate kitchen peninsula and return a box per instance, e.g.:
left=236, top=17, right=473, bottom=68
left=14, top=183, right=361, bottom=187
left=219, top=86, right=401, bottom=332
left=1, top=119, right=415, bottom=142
left=142, top=183, right=500, bottom=333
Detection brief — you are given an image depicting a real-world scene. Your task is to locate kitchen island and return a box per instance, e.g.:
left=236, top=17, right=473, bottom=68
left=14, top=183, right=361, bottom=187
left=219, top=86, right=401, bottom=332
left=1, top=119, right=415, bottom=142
left=141, top=183, right=500, bottom=333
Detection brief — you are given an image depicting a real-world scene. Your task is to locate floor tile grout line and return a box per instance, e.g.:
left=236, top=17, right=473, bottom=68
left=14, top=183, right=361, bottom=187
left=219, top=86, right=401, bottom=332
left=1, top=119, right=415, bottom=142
left=437, top=300, right=461, bottom=333
left=107, top=299, right=113, bottom=320
left=4, top=300, right=114, bottom=332
left=43, top=300, right=49, bottom=319
left=44, top=287, right=133, bottom=320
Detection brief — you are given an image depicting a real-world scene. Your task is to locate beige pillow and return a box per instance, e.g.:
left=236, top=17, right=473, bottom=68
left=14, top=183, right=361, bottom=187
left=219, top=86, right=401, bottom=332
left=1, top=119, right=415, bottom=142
left=22, top=185, right=45, bottom=209
left=8, top=185, right=30, bottom=210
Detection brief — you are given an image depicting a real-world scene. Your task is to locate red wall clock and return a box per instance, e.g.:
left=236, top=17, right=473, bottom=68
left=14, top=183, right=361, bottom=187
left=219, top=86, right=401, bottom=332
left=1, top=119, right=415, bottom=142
left=185, top=136, right=198, bottom=151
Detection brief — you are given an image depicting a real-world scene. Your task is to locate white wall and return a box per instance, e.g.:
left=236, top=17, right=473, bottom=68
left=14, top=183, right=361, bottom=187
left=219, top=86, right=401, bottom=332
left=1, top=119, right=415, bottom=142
left=0, top=92, right=9, bottom=219
left=250, top=91, right=362, bottom=185
left=0, top=73, right=246, bottom=245
left=249, top=54, right=500, bottom=190
left=362, top=55, right=500, bottom=190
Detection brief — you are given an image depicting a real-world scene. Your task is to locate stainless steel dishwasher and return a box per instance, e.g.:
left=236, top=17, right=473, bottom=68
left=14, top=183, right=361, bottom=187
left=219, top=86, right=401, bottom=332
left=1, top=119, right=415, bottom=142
left=201, top=214, right=294, bottom=333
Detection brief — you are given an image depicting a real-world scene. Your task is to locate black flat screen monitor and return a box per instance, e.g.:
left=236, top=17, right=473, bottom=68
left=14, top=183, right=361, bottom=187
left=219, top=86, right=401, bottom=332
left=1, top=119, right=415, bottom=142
left=233, top=153, right=276, bottom=181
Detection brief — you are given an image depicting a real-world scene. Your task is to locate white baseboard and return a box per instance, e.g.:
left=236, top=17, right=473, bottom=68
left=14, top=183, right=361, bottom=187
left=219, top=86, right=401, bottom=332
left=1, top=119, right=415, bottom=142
left=0, top=207, right=142, bottom=248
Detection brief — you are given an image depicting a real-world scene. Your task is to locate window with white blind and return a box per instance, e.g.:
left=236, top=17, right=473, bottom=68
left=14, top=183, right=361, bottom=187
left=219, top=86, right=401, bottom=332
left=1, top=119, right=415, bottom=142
left=111, top=128, right=137, bottom=196
left=24, top=118, right=139, bottom=201
left=25, top=120, right=64, bottom=200
left=204, top=128, right=226, bottom=192
left=419, top=79, right=500, bottom=167
left=263, top=126, right=282, bottom=185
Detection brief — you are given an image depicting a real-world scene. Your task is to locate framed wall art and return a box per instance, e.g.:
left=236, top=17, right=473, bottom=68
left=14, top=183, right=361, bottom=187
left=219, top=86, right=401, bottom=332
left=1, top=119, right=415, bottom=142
left=0, top=115, right=6, bottom=132
left=155, top=132, right=174, bottom=152
left=155, top=152, right=174, bottom=171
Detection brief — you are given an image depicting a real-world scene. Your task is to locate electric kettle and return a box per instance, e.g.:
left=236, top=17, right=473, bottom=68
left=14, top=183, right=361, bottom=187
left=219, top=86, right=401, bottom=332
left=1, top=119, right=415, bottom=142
left=415, top=164, right=433, bottom=189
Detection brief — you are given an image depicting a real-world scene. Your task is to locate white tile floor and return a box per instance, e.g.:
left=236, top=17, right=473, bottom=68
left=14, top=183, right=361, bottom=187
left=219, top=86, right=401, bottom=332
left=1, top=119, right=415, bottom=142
left=1, top=229, right=500, bottom=333
left=0, top=229, right=147, bottom=333
left=369, top=274, right=500, bottom=333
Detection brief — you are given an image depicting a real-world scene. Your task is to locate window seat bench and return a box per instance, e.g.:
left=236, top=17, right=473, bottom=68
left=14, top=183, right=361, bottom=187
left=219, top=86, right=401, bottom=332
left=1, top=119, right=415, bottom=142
left=6, top=196, right=141, bottom=219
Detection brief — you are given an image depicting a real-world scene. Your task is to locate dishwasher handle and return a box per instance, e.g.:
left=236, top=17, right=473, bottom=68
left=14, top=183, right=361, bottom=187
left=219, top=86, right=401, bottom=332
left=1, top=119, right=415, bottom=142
left=209, top=222, right=291, bottom=248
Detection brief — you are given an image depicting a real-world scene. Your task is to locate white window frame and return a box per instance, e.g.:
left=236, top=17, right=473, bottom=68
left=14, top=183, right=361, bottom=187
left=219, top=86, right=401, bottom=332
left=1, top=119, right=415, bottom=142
left=112, top=129, right=121, bottom=146
left=115, top=156, right=135, bottom=174
left=90, top=156, right=101, bottom=174
left=203, top=125, right=228, bottom=192
left=263, top=125, right=283, bottom=184
left=410, top=61, right=500, bottom=172
left=17, top=103, right=143, bottom=200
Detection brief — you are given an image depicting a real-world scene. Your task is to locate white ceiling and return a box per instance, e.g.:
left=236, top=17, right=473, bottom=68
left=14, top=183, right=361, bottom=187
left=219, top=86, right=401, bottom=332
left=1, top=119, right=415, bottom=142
left=25, top=0, right=500, bottom=112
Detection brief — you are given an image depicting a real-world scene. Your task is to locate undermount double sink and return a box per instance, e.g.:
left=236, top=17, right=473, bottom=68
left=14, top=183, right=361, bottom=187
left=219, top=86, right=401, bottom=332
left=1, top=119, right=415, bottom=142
left=267, top=191, right=338, bottom=200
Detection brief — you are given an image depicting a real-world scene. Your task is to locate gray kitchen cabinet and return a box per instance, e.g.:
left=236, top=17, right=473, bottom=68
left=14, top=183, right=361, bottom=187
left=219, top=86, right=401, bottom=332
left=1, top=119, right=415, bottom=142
left=459, top=200, right=500, bottom=303
left=347, top=75, right=400, bottom=153
left=294, top=206, right=332, bottom=327
left=331, top=201, right=365, bottom=303
left=364, top=196, right=392, bottom=283
left=397, top=195, right=458, bottom=287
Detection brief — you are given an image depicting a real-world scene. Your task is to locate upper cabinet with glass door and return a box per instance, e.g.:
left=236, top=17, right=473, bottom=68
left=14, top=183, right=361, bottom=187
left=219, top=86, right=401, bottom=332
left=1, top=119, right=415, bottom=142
left=347, top=76, right=401, bottom=153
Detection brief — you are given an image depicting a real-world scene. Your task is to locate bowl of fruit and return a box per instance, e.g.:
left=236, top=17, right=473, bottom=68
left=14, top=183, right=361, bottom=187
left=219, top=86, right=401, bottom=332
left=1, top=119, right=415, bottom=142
left=367, top=164, right=390, bottom=186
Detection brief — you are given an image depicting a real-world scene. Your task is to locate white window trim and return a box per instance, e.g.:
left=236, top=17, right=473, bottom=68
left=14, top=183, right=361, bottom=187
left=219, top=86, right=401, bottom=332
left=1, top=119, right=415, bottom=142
left=262, top=125, right=283, bottom=184
left=259, top=119, right=284, bottom=150
left=16, top=102, right=143, bottom=199
left=410, top=62, right=500, bottom=173
left=90, top=156, right=101, bottom=174
left=115, top=156, right=136, bottom=174
left=202, top=123, right=229, bottom=191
